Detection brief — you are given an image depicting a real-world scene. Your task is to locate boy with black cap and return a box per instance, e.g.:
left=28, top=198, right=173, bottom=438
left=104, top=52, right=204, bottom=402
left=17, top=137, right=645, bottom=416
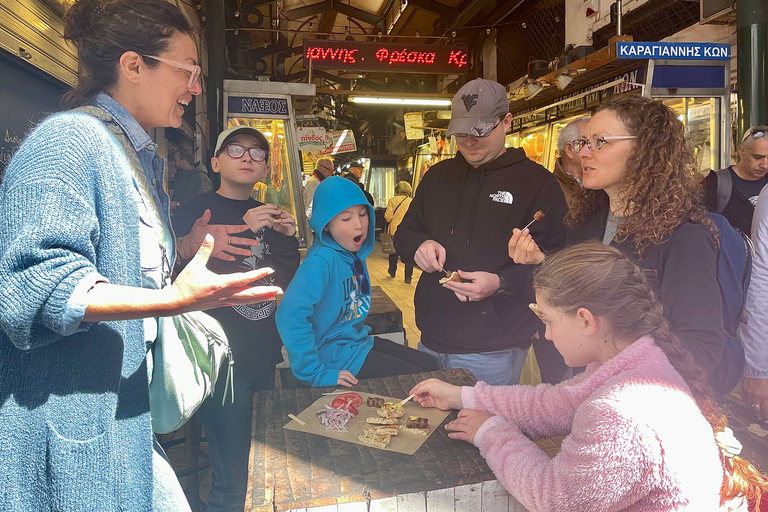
left=394, top=78, right=568, bottom=386
left=173, top=125, right=300, bottom=512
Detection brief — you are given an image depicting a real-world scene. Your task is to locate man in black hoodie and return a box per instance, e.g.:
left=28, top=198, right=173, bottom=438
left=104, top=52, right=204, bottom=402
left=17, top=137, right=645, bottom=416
left=394, top=78, right=568, bottom=386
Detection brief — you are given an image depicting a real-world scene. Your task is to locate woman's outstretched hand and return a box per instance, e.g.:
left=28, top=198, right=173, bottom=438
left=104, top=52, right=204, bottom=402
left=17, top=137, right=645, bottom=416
left=409, top=378, right=463, bottom=410
left=445, top=409, right=494, bottom=445
left=171, top=233, right=282, bottom=312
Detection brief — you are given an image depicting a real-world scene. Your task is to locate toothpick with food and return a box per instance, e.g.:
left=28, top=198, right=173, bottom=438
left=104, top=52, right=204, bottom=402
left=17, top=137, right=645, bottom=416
left=522, top=210, right=545, bottom=231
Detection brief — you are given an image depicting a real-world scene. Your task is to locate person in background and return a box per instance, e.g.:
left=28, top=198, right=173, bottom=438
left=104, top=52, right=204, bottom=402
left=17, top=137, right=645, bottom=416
left=384, top=181, right=414, bottom=284
left=304, top=156, right=334, bottom=221
left=173, top=125, right=300, bottom=512
left=171, top=146, right=212, bottom=209
left=509, top=96, right=734, bottom=395
left=738, top=184, right=768, bottom=422
left=552, top=117, right=587, bottom=207
left=411, top=243, right=767, bottom=511
left=276, top=177, right=437, bottom=388
left=395, top=78, right=568, bottom=386
left=343, top=161, right=374, bottom=206
left=0, top=1, right=280, bottom=510
left=703, top=125, right=768, bottom=236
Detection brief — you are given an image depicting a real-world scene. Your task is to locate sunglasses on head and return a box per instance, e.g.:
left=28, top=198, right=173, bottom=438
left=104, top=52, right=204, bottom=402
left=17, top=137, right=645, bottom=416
left=352, top=256, right=370, bottom=295
left=742, top=128, right=768, bottom=144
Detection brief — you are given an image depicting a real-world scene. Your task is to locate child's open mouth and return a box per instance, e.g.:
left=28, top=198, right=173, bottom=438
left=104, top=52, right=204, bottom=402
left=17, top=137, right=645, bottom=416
left=353, top=235, right=362, bottom=243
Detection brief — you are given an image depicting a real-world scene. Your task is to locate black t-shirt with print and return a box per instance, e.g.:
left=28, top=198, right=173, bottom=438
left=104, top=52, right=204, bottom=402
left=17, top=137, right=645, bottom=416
left=730, top=167, right=768, bottom=207
left=173, top=191, right=300, bottom=369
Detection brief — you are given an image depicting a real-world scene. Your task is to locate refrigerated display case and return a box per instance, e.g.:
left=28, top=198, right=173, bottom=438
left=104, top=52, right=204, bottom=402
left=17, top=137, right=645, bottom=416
left=661, top=97, right=721, bottom=175
left=411, top=137, right=456, bottom=193
left=223, top=81, right=315, bottom=246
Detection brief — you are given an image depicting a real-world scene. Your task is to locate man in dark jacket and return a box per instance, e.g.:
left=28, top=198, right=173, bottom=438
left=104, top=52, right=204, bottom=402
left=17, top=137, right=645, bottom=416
left=343, top=161, right=374, bottom=206
left=171, top=146, right=212, bottom=209
left=702, top=125, right=768, bottom=235
left=394, top=78, right=568, bottom=385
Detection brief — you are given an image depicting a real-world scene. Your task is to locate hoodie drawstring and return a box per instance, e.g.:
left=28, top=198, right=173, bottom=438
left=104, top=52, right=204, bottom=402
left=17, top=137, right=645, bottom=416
left=449, top=167, right=486, bottom=247
left=465, top=169, right=486, bottom=246
left=450, top=173, right=469, bottom=237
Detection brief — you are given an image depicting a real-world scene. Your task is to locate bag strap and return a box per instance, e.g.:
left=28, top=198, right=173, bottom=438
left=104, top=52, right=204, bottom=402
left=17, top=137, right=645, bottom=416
left=386, top=197, right=407, bottom=230
left=715, top=168, right=732, bottom=215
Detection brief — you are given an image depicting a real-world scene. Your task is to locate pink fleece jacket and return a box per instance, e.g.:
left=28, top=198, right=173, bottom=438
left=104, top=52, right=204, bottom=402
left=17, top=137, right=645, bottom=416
left=462, top=336, right=745, bottom=511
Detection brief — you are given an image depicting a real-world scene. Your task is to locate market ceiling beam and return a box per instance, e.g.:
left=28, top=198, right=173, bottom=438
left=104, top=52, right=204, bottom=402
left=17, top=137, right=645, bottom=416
left=334, top=2, right=382, bottom=27
left=282, top=1, right=332, bottom=21
left=449, top=0, right=494, bottom=30
left=409, top=0, right=456, bottom=17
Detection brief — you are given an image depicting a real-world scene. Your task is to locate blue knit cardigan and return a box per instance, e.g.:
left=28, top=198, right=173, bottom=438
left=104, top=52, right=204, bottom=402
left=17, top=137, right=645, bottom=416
left=0, top=111, right=157, bottom=510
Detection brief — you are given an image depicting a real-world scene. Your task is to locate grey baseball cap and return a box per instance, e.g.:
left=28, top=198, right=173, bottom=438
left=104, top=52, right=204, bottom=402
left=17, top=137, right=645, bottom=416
left=446, top=78, right=509, bottom=138
left=214, top=125, right=270, bottom=157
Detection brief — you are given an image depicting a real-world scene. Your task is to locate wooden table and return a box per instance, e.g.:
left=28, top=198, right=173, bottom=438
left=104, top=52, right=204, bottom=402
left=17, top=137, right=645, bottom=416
left=246, top=369, right=530, bottom=512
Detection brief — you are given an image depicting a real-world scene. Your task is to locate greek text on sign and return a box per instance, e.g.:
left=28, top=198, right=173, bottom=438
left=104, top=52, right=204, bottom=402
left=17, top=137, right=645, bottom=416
left=320, top=130, right=357, bottom=156
left=617, top=42, right=730, bottom=60
left=303, top=40, right=469, bottom=74
left=296, top=127, right=326, bottom=151
left=227, top=96, right=289, bottom=115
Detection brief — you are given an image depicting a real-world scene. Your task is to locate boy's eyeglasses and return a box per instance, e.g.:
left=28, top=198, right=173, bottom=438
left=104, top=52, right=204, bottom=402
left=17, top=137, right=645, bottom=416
left=742, top=128, right=768, bottom=144
left=223, top=144, right=267, bottom=163
left=352, top=256, right=370, bottom=295
left=144, top=55, right=201, bottom=90
left=573, top=135, right=637, bottom=152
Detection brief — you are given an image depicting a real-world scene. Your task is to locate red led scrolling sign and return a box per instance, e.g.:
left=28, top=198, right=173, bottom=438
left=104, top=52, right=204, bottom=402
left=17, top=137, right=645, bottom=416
left=303, top=40, right=469, bottom=74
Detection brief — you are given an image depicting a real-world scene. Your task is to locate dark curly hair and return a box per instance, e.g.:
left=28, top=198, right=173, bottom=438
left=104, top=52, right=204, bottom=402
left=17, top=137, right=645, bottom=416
left=62, top=0, right=193, bottom=109
left=565, top=96, right=714, bottom=254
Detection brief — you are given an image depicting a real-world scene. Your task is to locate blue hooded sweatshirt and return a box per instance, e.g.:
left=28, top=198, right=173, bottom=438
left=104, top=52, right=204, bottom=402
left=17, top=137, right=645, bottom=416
left=276, top=177, right=376, bottom=387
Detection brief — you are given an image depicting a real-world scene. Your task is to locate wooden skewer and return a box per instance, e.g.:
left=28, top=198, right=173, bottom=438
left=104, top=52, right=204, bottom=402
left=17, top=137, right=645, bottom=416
left=399, top=394, right=415, bottom=406
left=288, top=414, right=308, bottom=427
left=322, top=391, right=345, bottom=396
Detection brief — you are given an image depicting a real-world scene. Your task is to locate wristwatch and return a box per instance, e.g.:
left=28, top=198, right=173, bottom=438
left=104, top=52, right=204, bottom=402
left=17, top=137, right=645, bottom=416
left=494, top=273, right=511, bottom=299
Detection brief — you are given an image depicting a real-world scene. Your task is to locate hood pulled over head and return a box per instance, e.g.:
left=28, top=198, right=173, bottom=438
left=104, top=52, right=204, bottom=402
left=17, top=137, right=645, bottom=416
left=309, top=176, right=375, bottom=258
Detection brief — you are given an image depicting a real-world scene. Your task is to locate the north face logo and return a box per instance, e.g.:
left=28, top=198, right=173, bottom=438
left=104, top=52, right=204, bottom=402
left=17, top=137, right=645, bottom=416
left=462, top=94, right=478, bottom=111
left=489, top=191, right=513, bottom=204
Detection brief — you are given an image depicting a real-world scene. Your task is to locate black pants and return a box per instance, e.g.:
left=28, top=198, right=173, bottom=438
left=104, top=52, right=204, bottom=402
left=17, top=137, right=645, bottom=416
left=388, top=253, right=413, bottom=280
left=357, top=336, right=439, bottom=379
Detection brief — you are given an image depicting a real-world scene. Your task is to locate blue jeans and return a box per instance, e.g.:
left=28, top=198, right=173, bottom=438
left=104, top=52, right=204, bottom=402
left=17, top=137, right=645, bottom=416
left=417, top=343, right=528, bottom=386
left=153, top=437, right=192, bottom=512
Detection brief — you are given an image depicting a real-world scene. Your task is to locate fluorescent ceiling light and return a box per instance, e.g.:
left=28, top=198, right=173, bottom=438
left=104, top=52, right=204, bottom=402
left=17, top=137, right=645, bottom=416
left=349, top=96, right=452, bottom=106
left=555, top=74, right=573, bottom=90
left=525, top=82, right=543, bottom=100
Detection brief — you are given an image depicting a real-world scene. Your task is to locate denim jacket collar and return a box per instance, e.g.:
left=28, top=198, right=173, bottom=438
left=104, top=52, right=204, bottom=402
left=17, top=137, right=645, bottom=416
left=94, top=92, right=156, bottom=154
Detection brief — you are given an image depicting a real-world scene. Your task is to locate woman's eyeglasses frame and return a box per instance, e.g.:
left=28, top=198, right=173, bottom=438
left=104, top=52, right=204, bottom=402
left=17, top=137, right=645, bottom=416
left=573, top=135, right=637, bottom=152
left=144, top=55, right=202, bottom=90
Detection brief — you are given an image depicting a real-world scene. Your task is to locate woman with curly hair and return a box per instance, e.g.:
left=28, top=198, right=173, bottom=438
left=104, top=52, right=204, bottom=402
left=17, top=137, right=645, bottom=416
left=509, top=96, right=735, bottom=393
left=411, top=243, right=767, bottom=511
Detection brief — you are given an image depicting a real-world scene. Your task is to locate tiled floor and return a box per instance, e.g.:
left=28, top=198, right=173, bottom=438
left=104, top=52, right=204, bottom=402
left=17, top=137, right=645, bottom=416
left=163, top=240, right=424, bottom=509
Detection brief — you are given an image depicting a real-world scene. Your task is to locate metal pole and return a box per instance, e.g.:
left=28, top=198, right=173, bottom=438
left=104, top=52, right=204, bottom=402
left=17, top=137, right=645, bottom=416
left=617, top=0, right=623, bottom=36
left=206, top=0, right=226, bottom=162
left=737, top=0, right=768, bottom=140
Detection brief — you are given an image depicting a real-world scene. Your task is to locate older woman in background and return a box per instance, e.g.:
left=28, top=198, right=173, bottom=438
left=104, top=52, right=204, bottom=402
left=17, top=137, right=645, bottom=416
left=385, top=181, right=414, bottom=283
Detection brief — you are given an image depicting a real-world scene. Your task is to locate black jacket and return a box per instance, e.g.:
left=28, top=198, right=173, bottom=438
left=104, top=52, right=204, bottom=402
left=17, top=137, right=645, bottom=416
left=569, top=193, right=724, bottom=370
left=343, top=173, right=374, bottom=206
left=395, top=148, right=568, bottom=354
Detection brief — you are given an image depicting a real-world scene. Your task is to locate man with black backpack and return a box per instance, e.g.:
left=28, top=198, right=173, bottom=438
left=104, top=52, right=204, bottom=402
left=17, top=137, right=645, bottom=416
left=703, top=126, right=768, bottom=236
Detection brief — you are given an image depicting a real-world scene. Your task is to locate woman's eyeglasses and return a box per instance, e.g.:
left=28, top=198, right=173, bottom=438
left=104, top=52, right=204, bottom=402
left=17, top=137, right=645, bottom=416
left=144, top=55, right=201, bottom=90
left=352, top=256, right=370, bottom=295
left=742, top=128, right=768, bottom=144
left=573, top=135, right=637, bottom=152
left=223, top=144, right=267, bottom=163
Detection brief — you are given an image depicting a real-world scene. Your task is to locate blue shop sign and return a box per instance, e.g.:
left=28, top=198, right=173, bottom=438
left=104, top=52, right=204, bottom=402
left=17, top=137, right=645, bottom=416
left=617, top=42, right=730, bottom=60
left=228, top=96, right=289, bottom=115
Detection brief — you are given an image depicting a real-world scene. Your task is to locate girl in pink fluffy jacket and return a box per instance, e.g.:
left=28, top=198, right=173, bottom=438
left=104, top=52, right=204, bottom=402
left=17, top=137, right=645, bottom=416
left=411, top=242, right=767, bottom=511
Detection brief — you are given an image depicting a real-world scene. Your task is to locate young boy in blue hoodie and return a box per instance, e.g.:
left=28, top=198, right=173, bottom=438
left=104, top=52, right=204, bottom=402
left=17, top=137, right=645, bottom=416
left=276, top=176, right=437, bottom=387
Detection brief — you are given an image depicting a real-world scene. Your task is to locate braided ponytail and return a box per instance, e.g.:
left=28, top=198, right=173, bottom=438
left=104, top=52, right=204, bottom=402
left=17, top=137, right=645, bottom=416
left=534, top=241, right=768, bottom=506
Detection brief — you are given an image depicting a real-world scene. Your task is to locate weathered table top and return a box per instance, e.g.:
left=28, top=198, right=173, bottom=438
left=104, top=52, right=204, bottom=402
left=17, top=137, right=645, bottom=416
left=246, top=369, right=505, bottom=512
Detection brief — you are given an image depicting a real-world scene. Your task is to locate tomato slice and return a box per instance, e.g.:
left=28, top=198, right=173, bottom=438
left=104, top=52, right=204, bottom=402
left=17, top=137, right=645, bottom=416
left=333, top=392, right=362, bottom=408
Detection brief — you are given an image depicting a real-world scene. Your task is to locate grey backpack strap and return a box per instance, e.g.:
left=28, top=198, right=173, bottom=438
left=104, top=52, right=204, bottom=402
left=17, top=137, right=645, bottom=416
left=714, top=167, right=732, bottom=215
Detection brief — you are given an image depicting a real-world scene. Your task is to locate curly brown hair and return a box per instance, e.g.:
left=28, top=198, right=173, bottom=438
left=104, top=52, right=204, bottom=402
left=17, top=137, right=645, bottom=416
left=566, top=96, right=713, bottom=254
left=534, top=242, right=768, bottom=506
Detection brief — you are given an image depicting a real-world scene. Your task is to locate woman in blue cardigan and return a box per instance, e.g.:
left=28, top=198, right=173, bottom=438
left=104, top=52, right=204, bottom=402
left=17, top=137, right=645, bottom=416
left=0, top=1, right=279, bottom=510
